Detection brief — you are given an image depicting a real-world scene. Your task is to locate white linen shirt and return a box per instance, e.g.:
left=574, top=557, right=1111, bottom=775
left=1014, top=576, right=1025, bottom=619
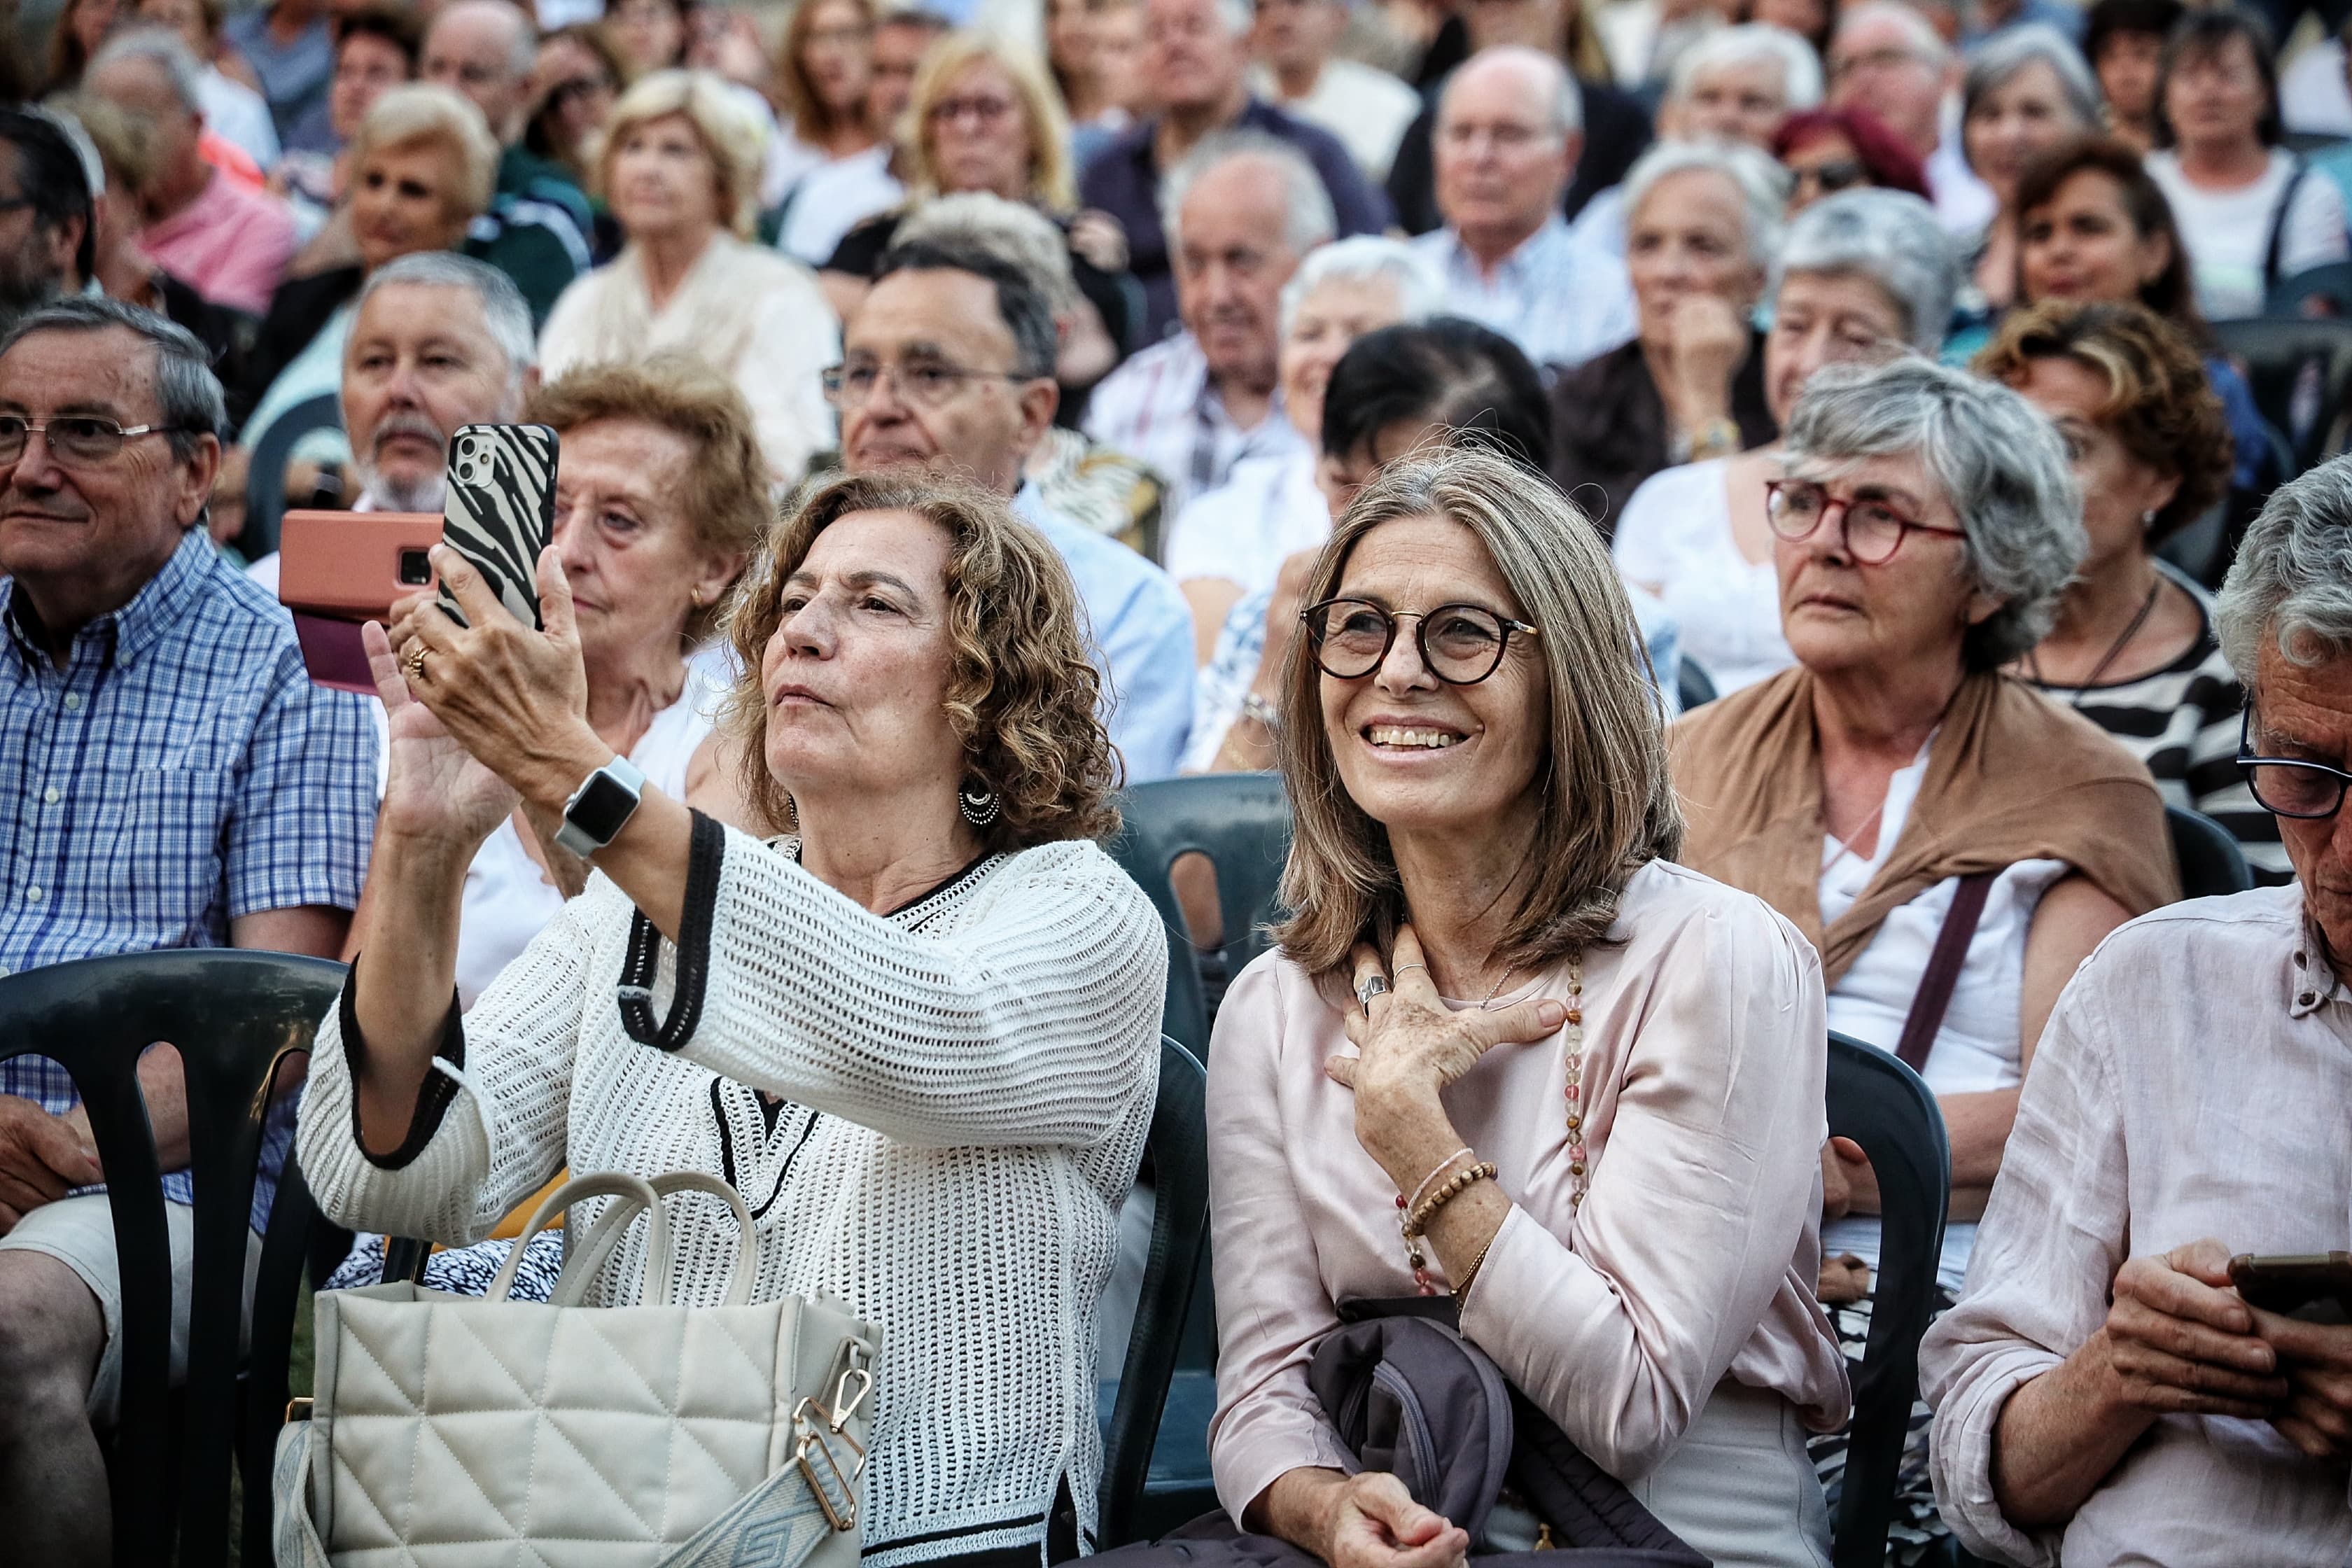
left=1922, top=885, right=2352, bottom=1568
left=1082, top=331, right=1310, bottom=523
left=1161, top=444, right=1326, bottom=596
left=1409, top=215, right=1637, bottom=370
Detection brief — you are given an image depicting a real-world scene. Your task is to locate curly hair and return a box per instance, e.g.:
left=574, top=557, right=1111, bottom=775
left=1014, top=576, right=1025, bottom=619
left=718, top=471, right=1121, bottom=851
left=1974, top=299, right=2234, bottom=544
left=1273, top=443, right=1682, bottom=982
left=525, top=354, right=769, bottom=644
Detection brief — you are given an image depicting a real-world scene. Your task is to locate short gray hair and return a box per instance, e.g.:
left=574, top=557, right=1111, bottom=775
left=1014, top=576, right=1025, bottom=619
left=1961, top=22, right=2100, bottom=173
left=0, top=295, right=223, bottom=458
left=431, top=0, right=539, bottom=80
left=1770, top=188, right=1959, bottom=352
left=2217, top=454, right=2352, bottom=678
left=1669, top=23, right=1824, bottom=112
left=1278, top=235, right=1441, bottom=337
left=899, top=192, right=1081, bottom=318
left=1161, top=130, right=1336, bottom=258
left=1782, top=356, right=2083, bottom=670
left=1835, top=1, right=1950, bottom=68
left=1621, top=139, right=1790, bottom=267
left=1442, top=45, right=1582, bottom=137
left=90, top=27, right=206, bottom=116
left=352, top=252, right=537, bottom=400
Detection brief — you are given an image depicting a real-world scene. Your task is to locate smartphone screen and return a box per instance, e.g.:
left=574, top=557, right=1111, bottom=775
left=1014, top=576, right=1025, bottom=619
left=438, top=423, right=559, bottom=629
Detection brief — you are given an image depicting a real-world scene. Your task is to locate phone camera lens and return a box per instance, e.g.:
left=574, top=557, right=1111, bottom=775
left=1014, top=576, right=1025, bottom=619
left=398, top=548, right=432, bottom=585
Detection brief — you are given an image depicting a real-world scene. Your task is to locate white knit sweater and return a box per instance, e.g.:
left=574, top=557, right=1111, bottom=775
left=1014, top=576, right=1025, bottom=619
left=297, top=828, right=1167, bottom=1568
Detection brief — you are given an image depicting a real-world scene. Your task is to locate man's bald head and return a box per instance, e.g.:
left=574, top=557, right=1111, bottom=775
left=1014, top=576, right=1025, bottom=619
left=424, top=0, right=536, bottom=142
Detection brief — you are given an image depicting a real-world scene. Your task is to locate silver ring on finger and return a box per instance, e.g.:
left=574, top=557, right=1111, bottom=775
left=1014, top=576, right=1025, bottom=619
left=1355, top=973, right=1390, bottom=1013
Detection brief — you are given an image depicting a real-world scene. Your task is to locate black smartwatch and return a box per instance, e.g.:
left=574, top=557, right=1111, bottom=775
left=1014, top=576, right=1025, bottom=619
left=554, top=755, right=646, bottom=858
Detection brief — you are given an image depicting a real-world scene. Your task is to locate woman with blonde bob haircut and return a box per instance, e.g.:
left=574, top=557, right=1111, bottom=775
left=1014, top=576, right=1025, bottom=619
left=1205, top=441, right=1852, bottom=1568
left=902, top=31, right=1077, bottom=210
left=300, top=465, right=1167, bottom=1567
left=542, top=68, right=840, bottom=483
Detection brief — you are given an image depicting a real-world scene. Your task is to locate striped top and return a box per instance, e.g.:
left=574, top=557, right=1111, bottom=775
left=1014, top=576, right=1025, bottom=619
left=2025, top=574, right=2288, bottom=881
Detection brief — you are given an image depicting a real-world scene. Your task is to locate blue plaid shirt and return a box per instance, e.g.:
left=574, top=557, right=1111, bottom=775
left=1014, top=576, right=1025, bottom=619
left=0, top=529, right=377, bottom=1222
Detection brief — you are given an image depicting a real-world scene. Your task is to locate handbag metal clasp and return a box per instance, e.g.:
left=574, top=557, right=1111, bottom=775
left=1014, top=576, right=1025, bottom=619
left=794, top=1400, right=860, bottom=1531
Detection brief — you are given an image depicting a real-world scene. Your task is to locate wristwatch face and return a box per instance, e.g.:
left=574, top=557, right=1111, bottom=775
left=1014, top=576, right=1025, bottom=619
left=567, top=769, right=640, bottom=847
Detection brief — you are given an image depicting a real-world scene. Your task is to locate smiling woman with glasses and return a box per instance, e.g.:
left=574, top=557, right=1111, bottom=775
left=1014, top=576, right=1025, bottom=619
left=1672, top=356, right=2182, bottom=1553
left=1202, top=441, right=1852, bottom=1568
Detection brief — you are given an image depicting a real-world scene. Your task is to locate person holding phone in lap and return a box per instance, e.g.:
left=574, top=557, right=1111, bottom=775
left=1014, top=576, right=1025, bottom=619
left=1922, top=458, right=2352, bottom=1567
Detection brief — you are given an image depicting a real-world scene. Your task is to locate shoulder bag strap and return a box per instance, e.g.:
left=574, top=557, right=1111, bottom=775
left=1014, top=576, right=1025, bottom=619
left=2266, top=160, right=2311, bottom=295
left=1893, top=869, right=1999, bottom=1075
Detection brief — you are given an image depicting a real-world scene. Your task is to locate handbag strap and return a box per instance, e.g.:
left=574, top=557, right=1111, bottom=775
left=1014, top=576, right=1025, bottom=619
left=1893, top=869, right=1998, bottom=1075
left=551, top=1170, right=760, bottom=1308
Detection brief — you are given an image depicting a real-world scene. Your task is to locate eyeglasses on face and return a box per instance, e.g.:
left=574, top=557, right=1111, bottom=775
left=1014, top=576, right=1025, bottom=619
left=1791, top=159, right=1867, bottom=195
left=0, top=414, right=180, bottom=466
left=1301, top=598, right=1539, bottom=685
left=822, top=359, right=1033, bottom=410
left=927, top=94, right=1017, bottom=125
left=2237, top=709, right=2352, bottom=820
left=1765, top=477, right=1968, bottom=566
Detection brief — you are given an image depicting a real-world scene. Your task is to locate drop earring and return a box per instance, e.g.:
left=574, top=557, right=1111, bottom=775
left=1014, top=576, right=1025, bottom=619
left=959, top=780, right=1000, bottom=827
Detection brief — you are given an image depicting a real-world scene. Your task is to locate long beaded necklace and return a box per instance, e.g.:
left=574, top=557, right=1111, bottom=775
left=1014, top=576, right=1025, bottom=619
left=1393, top=953, right=1590, bottom=1294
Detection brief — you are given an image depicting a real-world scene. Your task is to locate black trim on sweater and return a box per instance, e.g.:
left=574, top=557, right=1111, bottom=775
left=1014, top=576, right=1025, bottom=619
left=617, top=808, right=727, bottom=1050
left=339, top=955, right=466, bottom=1170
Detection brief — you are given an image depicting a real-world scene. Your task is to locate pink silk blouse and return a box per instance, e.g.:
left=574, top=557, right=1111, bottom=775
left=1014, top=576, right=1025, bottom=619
left=1203, top=858, right=1854, bottom=1522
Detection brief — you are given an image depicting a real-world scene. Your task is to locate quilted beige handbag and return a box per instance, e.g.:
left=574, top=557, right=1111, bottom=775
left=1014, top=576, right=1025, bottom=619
left=274, top=1170, right=880, bottom=1568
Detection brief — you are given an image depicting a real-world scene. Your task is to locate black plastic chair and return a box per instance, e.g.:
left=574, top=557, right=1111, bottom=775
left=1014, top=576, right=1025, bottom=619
left=1100, top=1037, right=1212, bottom=1548
left=2166, top=804, right=2254, bottom=900
left=2214, top=316, right=2352, bottom=475
left=236, top=391, right=344, bottom=560
left=1824, top=1032, right=1950, bottom=1568
left=0, top=948, right=344, bottom=1568
left=1106, top=774, right=1293, bottom=1060
left=2267, top=259, right=2352, bottom=318
left=1675, top=657, right=1718, bottom=712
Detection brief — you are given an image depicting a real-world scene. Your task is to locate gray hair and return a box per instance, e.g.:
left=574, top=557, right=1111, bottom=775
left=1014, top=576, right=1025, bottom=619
left=1161, top=130, right=1336, bottom=259
left=1621, top=139, right=1790, bottom=267
left=352, top=252, right=537, bottom=400
left=1782, top=356, right=2083, bottom=670
left=899, top=192, right=1081, bottom=318
left=0, top=295, right=224, bottom=458
left=89, top=27, right=207, bottom=116
left=1961, top=22, right=2100, bottom=170
left=1278, top=235, right=1441, bottom=337
left=1770, top=188, right=1959, bottom=352
left=1210, top=0, right=1254, bottom=35
left=1668, top=22, right=1824, bottom=112
left=1442, top=45, right=1583, bottom=137
left=2217, top=454, right=2352, bottom=679
left=1835, top=1, right=1950, bottom=68
left=432, top=0, right=539, bottom=80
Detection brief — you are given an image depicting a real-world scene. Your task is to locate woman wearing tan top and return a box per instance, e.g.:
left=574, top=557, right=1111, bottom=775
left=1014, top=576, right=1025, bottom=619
left=1204, top=442, right=1851, bottom=1568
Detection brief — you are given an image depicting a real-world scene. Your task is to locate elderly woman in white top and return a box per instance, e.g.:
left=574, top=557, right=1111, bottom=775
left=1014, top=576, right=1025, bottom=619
left=1615, top=189, right=1960, bottom=694
left=1210, top=443, right=1850, bottom=1568
left=539, top=69, right=839, bottom=484
left=1161, top=237, right=1442, bottom=661
left=295, top=469, right=1166, bottom=1566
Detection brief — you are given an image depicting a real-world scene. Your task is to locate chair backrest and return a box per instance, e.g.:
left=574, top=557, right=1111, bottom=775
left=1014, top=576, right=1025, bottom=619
left=2213, top=316, right=2352, bottom=474
left=2266, top=259, right=2352, bottom=318
left=0, top=948, right=346, bottom=1568
left=236, top=391, right=345, bottom=560
left=1106, top=774, right=1293, bottom=1060
left=1823, top=1032, right=1949, bottom=1568
left=1675, top=657, right=1717, bottom=712
left=1100, top=1037, right=1211, bottom=1549
left=2166, top=804, right=2255, bottom=901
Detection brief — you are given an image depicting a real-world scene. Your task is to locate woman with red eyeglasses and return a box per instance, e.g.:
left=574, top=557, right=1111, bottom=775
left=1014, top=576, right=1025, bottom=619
left=1670, top=353, right=2180, bottom=1554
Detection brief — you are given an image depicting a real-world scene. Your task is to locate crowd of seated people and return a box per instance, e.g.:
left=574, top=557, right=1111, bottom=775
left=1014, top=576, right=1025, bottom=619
left=1, top=0, right=2352, bottom=1564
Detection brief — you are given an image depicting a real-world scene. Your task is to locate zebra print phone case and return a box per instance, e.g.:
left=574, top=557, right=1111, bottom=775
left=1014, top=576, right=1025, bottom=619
left=438, top=423, right=559, bottom=630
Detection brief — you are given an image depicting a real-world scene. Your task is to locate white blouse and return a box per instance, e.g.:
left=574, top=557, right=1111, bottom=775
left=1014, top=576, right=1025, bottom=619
left=1612, top=458, right=1795, bottom=696
left=297, top=832, right=1167, bottom=1564
left=1816, top=740, right=2066, bottom=1292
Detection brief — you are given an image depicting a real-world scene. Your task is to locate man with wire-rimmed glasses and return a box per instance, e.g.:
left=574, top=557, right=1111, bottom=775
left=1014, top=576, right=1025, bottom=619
left=0, top=297, right=375, bottom=1564
left=1924, top=455, right=2352, bottom=1568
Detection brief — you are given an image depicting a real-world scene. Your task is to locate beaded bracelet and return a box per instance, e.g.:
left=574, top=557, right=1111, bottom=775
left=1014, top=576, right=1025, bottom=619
left=1404, top=1161, right=1496, bottom=1237
left=1404, top=1147, right=1475, bottom=1217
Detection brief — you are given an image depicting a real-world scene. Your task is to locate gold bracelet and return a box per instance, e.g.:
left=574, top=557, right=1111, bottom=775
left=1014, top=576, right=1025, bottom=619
left=1452, top=1232, right=1499, bottom=1306
left=1404, top=1161, right=1496, bottom=1237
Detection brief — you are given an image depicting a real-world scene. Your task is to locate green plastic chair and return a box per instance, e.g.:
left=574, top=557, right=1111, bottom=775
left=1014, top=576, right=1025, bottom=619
left=1105, top=774, right=1294, bottom=1060
left=0, top=948, right=344, bottom=1568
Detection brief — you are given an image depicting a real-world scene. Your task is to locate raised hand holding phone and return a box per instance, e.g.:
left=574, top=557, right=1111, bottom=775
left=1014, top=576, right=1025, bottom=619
left=437, top=422, right=558, bottom=629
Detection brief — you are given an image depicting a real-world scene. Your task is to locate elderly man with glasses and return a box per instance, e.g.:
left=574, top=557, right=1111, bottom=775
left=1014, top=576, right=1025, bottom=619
left=0, top=298, right=375, bottom=1566
left=1922, top=456, right=2352, bottom=1567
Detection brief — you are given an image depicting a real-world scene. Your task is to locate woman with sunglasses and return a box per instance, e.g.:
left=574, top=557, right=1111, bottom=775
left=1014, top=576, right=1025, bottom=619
left=1671, top=354, right=2180, bottom=1553
left=1771, top=104, right=1933, bottom=216
left=1205, top=441, right=1850, bottom=1568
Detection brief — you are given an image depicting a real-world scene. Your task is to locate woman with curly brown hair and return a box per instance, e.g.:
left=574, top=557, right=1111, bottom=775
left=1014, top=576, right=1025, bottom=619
left=295, top=466, right=1168, bottom=1568
left=1978, top=299, right=2286, bottom=876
